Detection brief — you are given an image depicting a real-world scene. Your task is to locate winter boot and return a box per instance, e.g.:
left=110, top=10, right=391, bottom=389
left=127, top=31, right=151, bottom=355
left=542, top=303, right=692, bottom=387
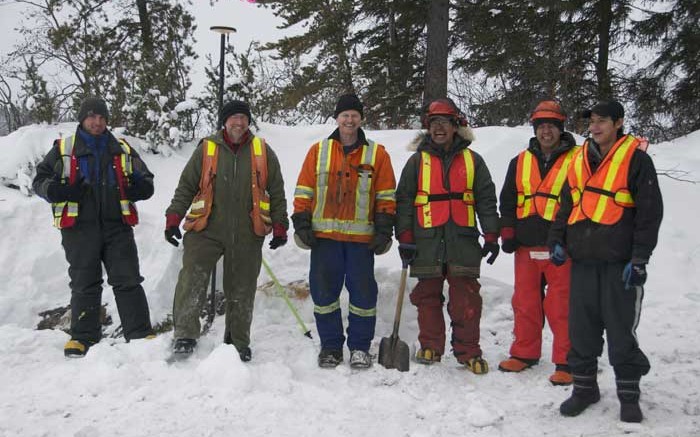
left=172, top=338, right=197, bottom=358
left=318, top=349, right=343, bottom=368
left=560, top=371, right=600, bottom=417
left=416, top=348, right=442, bottom=365
left=462, top=356, right=489, bottom=375
left=64, top=339, right=92, bottom=358
left=549, top=364, right=574, bottom=386
left=349, top=350, right=373, bottom=369
left=238, top=346, right=252, bottom=362
left=617, top=378, right=643, bottom=423
left=498, top=356, right=539, bottom=372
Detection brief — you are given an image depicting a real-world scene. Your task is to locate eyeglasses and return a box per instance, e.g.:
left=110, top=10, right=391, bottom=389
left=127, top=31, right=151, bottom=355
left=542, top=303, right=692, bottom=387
left=429, top=117, right=454, bottom=128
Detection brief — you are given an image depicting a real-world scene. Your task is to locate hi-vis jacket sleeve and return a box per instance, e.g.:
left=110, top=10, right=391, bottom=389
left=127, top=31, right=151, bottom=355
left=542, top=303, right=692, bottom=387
left=293, top=144, right=318, bottom=214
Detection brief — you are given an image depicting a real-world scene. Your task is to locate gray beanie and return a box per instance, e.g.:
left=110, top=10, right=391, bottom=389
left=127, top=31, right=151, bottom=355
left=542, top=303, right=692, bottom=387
left=78, top=97, right=109, bottom=122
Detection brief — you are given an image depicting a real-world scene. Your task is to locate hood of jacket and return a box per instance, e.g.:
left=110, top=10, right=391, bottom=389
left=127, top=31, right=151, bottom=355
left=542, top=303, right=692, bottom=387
left=406, top=125, right=475, bottom=152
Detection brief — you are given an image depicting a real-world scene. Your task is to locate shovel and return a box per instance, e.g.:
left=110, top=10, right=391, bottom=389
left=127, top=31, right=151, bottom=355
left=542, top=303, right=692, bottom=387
left=378, top=246, right=414, bottom=372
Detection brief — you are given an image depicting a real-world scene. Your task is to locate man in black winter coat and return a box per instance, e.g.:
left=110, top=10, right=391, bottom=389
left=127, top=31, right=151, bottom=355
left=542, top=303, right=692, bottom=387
left=33, top=97, right=155, bottom=357
left=548, top=100, right=663, bottom=423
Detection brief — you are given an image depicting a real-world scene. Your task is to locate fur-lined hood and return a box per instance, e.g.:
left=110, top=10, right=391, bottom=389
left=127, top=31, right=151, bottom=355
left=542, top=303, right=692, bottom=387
left=406, top=125, right=476, bottom=152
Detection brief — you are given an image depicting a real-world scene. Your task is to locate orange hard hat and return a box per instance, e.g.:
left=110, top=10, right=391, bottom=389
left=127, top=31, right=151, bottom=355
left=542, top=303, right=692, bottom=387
left=530, top=100, right=567, bottom=122
left=427, top=99, right=460, bottom=118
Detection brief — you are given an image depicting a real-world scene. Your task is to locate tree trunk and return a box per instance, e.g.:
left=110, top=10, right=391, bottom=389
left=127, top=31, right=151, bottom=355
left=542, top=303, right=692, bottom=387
left=136, top=0, right=154, bottom=63
left=596, top=0, right=612, bottom=99
left=424, top=0, right=449, bottom=105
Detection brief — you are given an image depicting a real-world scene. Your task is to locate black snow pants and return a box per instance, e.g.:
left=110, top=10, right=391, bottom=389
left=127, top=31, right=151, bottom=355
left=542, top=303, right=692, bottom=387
left=568, top=260, right=650, bottom=379
left=61, top=224, right=152, bottom=343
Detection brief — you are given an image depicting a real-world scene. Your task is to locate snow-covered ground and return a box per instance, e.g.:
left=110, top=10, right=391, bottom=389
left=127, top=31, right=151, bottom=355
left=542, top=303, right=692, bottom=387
left=1, top=123, right=698, bottom=437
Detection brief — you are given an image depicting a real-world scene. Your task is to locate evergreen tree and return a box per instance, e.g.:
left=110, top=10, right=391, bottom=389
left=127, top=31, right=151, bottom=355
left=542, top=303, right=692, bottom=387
left=450, top=0, right=633, bottom=128
left=21, top=57, right=56, bottom=124
left=258, top=0, right=359, bottom=122
left=629, top=0, right=700, bottom=139
left=355, top=0, right=427, bottom=127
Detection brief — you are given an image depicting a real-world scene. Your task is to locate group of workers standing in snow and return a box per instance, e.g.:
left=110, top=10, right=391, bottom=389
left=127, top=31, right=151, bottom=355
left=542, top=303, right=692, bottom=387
left=33, top=93, right=662, bottom=424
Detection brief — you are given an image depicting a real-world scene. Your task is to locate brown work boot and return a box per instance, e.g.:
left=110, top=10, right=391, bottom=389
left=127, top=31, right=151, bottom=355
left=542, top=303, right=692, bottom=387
left=498, top=356, right=539, bottom=372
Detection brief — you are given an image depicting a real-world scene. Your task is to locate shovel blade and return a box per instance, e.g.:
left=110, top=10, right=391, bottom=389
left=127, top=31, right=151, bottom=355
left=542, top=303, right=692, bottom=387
left=378, top=335, right=410, bottom=372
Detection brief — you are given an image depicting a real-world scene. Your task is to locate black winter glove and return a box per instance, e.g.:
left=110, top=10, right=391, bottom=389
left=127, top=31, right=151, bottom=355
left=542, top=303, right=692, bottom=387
left=46, top=180, right=86, bottom=203
left=291, top=212, right=317, bottom=249
left=269, top=223, right=288, bottom=250
left=398, top=243, right=417, bottom=267
left=165, top=226, right=182, bottom=247
left=164, top=213, right=183, bottom=247
left=480, top=233, right=499, bottom=265
left=126, top=175, right=154, bottom=202
left=368, top=212, right=395, bottom=255
left=501, top=239, right=518, bottom=254
left=622, top=262, right=647, bottom=289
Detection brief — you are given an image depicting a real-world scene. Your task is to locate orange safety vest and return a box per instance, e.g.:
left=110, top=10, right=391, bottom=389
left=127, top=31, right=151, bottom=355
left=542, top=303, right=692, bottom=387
left=567, top=135, right=639, bottom=225
left=184, top=136, right=272, bottom=236
left=515, top=147, right=579, bottom=221
left=51, top=136, right=138, bottom=229
left=414, top=149, right=476, bottom=228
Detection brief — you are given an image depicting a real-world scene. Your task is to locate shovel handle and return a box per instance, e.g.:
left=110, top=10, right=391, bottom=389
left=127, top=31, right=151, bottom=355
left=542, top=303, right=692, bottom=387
left=390, top=267, right=409, bottom=337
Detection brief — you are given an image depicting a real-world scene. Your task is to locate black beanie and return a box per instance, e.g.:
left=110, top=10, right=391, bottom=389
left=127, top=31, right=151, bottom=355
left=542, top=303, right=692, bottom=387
left=333, top=94, right=364, bottom=119
left=220, top=100, right=252, bottom=127
left=78, top=97, right=109, bottom=123
left=532, top=117, right=564, bottom=133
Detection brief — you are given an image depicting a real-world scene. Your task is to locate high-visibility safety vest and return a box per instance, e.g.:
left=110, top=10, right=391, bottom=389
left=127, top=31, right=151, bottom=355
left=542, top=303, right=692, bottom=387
left=304, top=139, right=384, bottom=237
left=414, top=149, right=476, bottom=228
left=515, top=147, right=579, bottom=221
left=567, top=135, right=640, bottom=225
left=183, top=136, right=272, bottom=236
left=51, top=135, right=138, bottom=229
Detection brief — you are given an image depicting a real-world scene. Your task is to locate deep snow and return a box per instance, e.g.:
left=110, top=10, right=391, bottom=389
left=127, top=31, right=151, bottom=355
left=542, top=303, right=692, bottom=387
left=1, top=123, right=699, bottom=437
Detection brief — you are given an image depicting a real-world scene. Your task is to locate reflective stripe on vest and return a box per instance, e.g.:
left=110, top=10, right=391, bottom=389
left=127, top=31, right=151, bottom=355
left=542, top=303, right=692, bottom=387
left=515, top=147, right=578, bottom=221
left=51, top=136, right=79, bottom=228
left=568, top=135, right=639, bottom=225
left=310, top=139, right=378, bottom=236
left=251, top=136, right=272, bottom=236
left=115, top=140, right=138, bottom=224
left=414, top=149, right=476, bottom=228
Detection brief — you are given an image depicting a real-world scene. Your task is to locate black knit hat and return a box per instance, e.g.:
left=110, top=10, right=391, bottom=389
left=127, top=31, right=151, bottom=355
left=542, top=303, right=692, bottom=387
left=220, top=100, right=252, bottom=127
left=582, top=100, right=625, bottom=121
left=334, top=94, right=364, bottom=119
left=78, top=97, right=109, bottom=123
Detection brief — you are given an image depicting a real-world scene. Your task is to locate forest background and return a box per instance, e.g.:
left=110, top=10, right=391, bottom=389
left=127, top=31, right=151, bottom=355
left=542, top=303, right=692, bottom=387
left=0, top=0, right=697, bottom=154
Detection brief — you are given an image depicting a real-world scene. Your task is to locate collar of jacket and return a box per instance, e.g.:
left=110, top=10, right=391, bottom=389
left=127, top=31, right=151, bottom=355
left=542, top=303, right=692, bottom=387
left=223, top=128, right=252, bottom=151
left=211, top=129, right=251, bottom=152
left=527, top=131, right=577, bottom=161
left=73, top=125, right=121, bottom=157
left=328, top=127, right=367, bottom=150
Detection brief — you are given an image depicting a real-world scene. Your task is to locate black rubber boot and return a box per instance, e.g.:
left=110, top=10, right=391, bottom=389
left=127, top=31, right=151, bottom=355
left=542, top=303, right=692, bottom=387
left=560, top=371, right=600, bottom=417
left=617, top=378, right=643, bottom=423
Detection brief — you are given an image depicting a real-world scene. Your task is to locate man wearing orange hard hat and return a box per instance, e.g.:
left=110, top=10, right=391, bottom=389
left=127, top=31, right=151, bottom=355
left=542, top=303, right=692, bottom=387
left=497, top=100, right=579, bottom=385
